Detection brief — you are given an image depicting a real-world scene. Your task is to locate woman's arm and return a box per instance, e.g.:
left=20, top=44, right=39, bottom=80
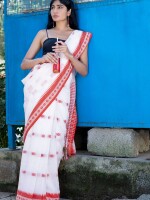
left=66, top=47, right=88, bottom=76
left=53, top=41, right=88, bottom=76
left=21, top=30, right=58, bottom=70
left=21, top=30, right=43, bottom=70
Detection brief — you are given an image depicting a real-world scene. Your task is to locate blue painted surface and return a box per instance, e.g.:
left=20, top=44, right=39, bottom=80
left=4, top=0, right=150, bottom=146
left=5, top=11, right=48, bottom=126
left=76, top=0, right=150, bottom=128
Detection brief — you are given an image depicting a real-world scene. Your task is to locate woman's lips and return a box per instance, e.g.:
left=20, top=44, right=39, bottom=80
left=53, top=15, right=59, bottom=19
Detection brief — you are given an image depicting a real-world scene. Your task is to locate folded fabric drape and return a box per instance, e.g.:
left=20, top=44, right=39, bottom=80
left=17, top=30, right=92, bottom=200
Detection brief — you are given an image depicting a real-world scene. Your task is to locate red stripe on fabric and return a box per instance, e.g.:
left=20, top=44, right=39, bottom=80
left=23, top=62, right=73, bottom=141
left=67, top=106, right=77, bottom=156
left=74, top=32, right=92, bottom=59
left=65, top=32, right=92, bottom=157
left=17, top=190, right=60, bottom=199
left=23, top=31, right=92, bottom=146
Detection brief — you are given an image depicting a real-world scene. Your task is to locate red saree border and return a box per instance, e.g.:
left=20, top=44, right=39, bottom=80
left=65, top=31, right=92, bottom=157
left=23, top=62, right=72, bottom=141
left=74, top=31, right=92, bottom=59
left=23, top=30, right=92, bottom=143
left=17, top=190, right=59, bottom=200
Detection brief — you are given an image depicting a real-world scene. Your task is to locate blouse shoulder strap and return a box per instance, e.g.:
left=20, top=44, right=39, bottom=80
left=46, top=29, right=49, bottom=38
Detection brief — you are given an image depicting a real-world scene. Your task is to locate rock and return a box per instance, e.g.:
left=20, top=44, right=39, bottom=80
left=87, top=128, right=150, bottom=157
left=137, top=194, right=150, bottom=200
left=136, top=130, right=149, bottom=153
left=0, top=161, right=17, bottom=184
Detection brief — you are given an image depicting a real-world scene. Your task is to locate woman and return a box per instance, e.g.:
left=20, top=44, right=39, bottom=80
left=16, top=0, right=92, bottom=199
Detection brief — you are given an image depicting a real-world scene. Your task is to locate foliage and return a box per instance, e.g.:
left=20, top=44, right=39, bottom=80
left=15, top=126, right=24, bottom=146
left=0, top=62, right=7, bottom=148
left=0, top=62, right=24, bottom=148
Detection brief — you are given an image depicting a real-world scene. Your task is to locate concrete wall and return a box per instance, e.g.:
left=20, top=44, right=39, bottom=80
left=0, top=148, right=150, bottom=200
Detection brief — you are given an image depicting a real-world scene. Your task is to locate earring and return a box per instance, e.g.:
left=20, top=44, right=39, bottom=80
left=67, top=16, right=70, bottom=28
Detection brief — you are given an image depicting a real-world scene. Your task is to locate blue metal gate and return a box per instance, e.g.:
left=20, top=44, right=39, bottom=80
left=4, top=0, right=150, bottom=149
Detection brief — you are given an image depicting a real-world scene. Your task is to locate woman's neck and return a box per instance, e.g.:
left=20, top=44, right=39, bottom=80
left=54, top=21, right=70, bottom=32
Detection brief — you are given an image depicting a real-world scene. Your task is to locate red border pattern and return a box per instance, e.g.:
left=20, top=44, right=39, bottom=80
left=23, top=31, right=92, bottom=143
left=23, top=62, right=72, bottom=141
left=17, top=190, right=59, bottom=200
left=17, top=31, right=92, bottom=200
left=24, top=32, right=92, bottom=155
left=65, top=31, right=92, bottom=157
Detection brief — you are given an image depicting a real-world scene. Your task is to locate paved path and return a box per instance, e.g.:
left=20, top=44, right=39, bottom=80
left=0, top=193, right=15, bottom=200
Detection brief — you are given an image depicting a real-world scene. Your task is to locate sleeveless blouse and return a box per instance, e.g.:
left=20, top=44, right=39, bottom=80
left=43, top=30, right=65, bottom=55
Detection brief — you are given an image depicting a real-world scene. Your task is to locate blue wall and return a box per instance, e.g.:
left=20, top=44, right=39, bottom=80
left=4, top=0, right=150, bottom=128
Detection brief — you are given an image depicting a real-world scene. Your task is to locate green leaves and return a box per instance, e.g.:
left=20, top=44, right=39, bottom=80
left=0, top=62, right=7, bottom=148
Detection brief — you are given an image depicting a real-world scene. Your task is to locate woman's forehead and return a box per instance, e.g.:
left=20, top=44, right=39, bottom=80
left=52, top=0, right=62, bottom=6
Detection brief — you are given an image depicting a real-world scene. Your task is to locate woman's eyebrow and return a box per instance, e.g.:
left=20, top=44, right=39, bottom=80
left=56, top=4, right=64, bottom=6
left=51, top=4, right=64, bottom=7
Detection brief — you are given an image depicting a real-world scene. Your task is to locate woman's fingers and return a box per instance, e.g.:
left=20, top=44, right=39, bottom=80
left=43, top=53, right=58, bottom=64
left=52, top=42, right=68, bottom=53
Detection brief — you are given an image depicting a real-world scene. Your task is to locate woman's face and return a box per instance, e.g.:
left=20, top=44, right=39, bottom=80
left=51, top=0, right=71, bottom=22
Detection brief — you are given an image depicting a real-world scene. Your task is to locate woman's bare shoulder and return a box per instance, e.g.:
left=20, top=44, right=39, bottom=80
left=37, top=29, right=47, bottom=37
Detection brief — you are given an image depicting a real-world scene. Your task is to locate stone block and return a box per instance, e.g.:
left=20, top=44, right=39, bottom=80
left=0, top=160, right=17, bottom=184
left=87, top=128, right=140, bottom=157
left=59, top=154, right=150, bottom=200
left=136, top=130, right=150, bottom=152
left=137, top=194, right=150, bottom=200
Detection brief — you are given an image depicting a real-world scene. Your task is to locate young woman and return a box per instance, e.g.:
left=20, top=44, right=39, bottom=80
left=16, top=0, right=92, bottom=199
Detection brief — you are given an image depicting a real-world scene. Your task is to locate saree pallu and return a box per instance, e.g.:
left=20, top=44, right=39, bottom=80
left=17, top=30, right=92, bottom=200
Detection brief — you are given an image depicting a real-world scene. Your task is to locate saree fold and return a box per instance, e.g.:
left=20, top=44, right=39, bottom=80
left=16, top=30, right=92, bottom=200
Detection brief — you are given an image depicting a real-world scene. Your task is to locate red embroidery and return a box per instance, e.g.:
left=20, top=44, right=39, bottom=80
left=41, top=134, right=45, bottom=138
left=17, top=190, right=60, bottom=199
left=41, top=174, right=46, bottom=177
left=56, top=117, right=59, bottom=121
left=49, top=154, right=55, bottom=158
left=23, top=31, right=92, bottom=157
left=31, top=152, right=36, bottom=155
left=23, top=62, right=73, bottom=142
left=65, top=81, right=77, bottom=157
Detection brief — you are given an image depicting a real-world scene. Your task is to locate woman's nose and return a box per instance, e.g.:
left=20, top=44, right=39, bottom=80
left=52, top=7, right=58, bottom=12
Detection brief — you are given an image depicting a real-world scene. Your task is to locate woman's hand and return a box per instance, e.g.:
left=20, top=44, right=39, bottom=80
left=41, top=52, right=58, bottom=64
left=52, top=41, right=88, bottom=76
left=52, top=41, right=71, bottom=58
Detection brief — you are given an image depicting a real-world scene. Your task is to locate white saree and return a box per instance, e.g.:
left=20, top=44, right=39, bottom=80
left=16, top=30, right=92, bottom=200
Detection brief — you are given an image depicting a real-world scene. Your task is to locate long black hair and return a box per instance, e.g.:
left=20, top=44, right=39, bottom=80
left=46, top=0, right=78, bottom=30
